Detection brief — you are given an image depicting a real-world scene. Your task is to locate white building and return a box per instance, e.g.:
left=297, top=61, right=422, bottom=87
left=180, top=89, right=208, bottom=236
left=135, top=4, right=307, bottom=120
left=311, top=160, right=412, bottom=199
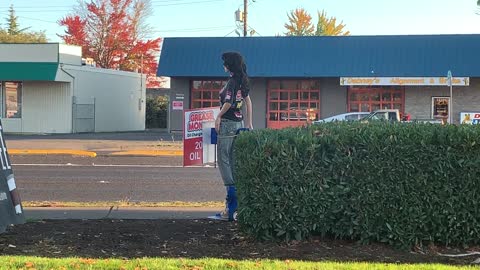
left=0, top=43, right=146, bottom=133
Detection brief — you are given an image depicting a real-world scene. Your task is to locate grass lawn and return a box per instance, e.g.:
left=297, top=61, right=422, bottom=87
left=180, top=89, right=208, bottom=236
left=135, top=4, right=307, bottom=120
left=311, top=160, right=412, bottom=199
left=0, top=256, right=476, bottom=270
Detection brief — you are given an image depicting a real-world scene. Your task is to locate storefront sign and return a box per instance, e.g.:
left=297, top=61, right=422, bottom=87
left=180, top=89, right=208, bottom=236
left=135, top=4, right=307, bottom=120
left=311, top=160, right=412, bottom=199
left=340, top=77, right=470, bottom=86
left=172, top=101, right=183, bottom=110
left=460, top=112, right=480, bottom=125
left=0, top=122, right=24, bottom=233
left=183, top=107, right=220, bottom=166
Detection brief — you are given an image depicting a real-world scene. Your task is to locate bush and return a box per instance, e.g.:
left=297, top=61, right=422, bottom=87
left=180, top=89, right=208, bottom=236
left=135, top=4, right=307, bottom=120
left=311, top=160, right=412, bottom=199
left=146, top=96, right=168, bottom=128
left=233, top=122, right=480, bottom=248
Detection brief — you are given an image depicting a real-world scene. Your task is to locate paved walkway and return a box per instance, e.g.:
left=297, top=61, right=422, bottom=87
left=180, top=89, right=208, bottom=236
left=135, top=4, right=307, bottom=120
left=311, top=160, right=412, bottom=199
left=5, top=131, right=184, bottom=157
left=24, top=207, right=220, bottom=220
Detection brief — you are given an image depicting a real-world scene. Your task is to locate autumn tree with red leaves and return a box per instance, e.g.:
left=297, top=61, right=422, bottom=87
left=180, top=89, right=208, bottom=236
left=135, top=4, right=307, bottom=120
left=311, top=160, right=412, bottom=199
left=58, top=0, right=162, bottom=88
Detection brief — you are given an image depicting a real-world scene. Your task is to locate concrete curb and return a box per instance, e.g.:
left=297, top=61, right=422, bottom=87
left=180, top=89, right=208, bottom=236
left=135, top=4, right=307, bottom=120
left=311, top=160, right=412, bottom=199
left=9, top=149, right=97, bottom=157
left=8, top=149, right=183, bottom=157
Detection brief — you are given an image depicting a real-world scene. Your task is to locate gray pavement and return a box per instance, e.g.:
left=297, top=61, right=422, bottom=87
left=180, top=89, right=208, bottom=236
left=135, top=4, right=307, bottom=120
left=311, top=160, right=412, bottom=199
left=3, top=131, right=223, bottom=220
left=5, top=130, right=183, bottom=153
left=24, top=207, right=220, bottom=220
left=14, top=163, right=224, bottom=202
left=5, top=130, right=183, bottom=141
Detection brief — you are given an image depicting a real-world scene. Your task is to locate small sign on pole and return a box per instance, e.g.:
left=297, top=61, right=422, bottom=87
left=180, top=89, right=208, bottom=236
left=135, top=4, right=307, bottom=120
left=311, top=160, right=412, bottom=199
left=447, top=70, right=453, bottom=124
left=183, top=107, right=220, bottom=167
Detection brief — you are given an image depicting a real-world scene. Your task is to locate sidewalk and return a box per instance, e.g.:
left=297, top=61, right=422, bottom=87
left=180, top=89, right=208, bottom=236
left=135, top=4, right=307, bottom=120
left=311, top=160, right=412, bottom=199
left=24, top=207, right=219, bottom=220
left=5, top=131, right=184, bottom=157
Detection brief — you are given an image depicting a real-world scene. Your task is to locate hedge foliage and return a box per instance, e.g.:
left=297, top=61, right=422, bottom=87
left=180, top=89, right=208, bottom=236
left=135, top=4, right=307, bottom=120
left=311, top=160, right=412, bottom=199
left=233, top=122, right=480, bottom=248
left=146, top=96, right=168, bottom=129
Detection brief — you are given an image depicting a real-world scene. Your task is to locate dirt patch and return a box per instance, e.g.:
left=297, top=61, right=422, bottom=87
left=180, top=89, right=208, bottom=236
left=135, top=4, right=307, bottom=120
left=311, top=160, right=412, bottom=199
left=0, top=219, right=477, bottom=265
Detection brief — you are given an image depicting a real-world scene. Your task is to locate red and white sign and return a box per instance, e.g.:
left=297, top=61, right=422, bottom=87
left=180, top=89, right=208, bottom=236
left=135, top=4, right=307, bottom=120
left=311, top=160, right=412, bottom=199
left=172, top=101, right=183, bottom=110
left=183, top=107, right=220, bottom=166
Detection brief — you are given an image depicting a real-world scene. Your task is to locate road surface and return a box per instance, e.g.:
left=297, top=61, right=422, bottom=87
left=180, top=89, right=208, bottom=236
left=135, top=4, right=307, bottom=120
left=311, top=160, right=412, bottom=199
left=11, top=155, right=226, bottom=203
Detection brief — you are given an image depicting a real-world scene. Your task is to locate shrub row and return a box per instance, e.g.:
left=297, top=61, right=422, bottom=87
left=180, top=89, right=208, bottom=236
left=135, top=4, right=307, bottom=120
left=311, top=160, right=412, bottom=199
left=146, top=96, right=168, bottom=129
left=233, top=122, right=480, bottom=248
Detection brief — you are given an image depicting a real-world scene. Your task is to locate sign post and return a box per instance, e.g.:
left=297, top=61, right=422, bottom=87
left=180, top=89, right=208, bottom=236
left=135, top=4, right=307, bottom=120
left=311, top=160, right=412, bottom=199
left=183, top=107, right=220, bottom=167
left=0, top=121, right=24, bottom=233
left=447, top=70, right=453, bottom=124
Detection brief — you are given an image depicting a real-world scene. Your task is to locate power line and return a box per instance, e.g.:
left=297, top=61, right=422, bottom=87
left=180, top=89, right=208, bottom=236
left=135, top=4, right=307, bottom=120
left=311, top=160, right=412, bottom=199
left=151, top=25, right=235, bottom=33
left=224, top=29, right=237, bottom=37
left=0, top=9, right=234, bottom=32
left=0, top=0, right=224, bottom=10
left=0, top=10, right=58, bottom=24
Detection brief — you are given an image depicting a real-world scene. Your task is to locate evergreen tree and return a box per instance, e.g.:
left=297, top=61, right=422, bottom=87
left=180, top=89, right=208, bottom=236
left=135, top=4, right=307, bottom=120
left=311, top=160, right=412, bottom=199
left=0, top=5, right=47, bottom=43
left=6, top=4, right=28, bottom=35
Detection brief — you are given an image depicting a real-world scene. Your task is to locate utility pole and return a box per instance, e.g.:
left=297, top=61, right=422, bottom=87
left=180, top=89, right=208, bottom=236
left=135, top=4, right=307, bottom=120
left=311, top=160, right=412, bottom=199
left=243, top=0, right=247, bottom=37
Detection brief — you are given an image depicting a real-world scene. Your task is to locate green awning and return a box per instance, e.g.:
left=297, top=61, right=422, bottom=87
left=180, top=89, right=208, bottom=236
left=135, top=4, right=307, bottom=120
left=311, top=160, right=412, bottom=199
left=0, top=62, right=58, bottom=81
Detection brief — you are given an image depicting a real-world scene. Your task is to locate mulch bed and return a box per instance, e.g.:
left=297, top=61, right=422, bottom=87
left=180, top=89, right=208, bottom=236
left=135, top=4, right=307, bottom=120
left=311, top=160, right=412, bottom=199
left=0, top=219, right=477, bottom=265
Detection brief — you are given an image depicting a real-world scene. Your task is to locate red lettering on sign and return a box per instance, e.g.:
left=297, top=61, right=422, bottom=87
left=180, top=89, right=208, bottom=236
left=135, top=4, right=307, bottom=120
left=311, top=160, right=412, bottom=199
left=189, top=111, right=215, bottom=122
left=183, top=137, right=203, bottom=166
left=188, top=121, right=202, bottom=132
left=475, top=114, right=480, bottom=118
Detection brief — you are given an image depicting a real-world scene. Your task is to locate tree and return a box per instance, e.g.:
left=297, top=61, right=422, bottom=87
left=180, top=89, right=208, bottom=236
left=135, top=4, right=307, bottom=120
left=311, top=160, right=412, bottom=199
left=283, top=8, right=350, bottom=37
left=0, top=5, right=47, bottom=43
left=315, top=10, right=350, bottom=36
left=59, top=0, right=162, bottom=88
left=284, top=8, right=315, bottom=36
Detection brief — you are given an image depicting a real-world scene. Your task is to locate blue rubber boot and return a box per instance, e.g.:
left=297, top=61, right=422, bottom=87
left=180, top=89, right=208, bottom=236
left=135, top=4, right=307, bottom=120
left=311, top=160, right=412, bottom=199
left=211, top=186, right=238, bottom=221
left=226, top=185, right=238, bottom=221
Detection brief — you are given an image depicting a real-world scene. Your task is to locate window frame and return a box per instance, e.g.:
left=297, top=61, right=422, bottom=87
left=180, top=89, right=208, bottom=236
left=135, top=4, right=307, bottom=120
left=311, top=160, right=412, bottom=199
left=190, top=80, right=226, bottom=109
left=431, top=96, right=450, bottom=123
left=267, top=79, right=321, bottom=129
left=0, top=81, right=23, bottom=119
left=347, top=86, right=405, bottom=115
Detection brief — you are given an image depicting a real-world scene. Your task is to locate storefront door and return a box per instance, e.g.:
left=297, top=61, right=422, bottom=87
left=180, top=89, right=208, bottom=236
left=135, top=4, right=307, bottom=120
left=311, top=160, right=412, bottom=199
left=432, top=97, right=450, bottom=124
left=267, top=80, right=320, bottom=129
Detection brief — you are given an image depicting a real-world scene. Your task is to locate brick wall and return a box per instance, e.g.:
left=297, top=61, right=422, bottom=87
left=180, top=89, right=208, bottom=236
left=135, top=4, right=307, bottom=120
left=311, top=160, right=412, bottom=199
left=405, top=78, right=480, bottom=124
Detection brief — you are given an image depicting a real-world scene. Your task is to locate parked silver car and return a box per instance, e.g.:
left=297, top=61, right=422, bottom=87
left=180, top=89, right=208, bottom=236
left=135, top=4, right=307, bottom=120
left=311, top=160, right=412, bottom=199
left=314, top=112, right=370, bottom=123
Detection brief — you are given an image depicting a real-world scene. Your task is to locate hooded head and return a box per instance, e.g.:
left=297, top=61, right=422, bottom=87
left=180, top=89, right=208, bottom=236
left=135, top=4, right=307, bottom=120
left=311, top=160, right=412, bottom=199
left=222, top=52, right=247, bottom=75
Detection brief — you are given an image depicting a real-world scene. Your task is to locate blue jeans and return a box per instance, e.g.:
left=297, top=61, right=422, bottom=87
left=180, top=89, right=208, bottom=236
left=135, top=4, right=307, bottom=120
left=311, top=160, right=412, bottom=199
left=217, top=119, right=243, bottom=186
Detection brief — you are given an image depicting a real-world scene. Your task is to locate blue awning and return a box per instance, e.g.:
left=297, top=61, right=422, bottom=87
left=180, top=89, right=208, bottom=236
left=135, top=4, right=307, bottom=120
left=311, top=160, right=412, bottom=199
left=158, top=35, right=480, bottom=78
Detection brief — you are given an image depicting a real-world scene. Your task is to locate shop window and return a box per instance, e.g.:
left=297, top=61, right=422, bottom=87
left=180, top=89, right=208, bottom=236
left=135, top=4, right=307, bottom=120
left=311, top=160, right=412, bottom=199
left=0, top=82, right=22, bottom=118
left=348, top=86, right=404, bottom=115
left=191, top=80, right=226, bottom=109
left=432, top=97, right=450, bottom=124
left=267, top=80, right=320, bottom=129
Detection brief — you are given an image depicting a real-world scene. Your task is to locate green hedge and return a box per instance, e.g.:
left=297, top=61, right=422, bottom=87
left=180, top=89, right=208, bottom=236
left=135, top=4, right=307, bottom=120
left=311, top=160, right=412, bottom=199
left=146, top=96, right=168, bottom=129
left=233, top=122, right=480, bottom=248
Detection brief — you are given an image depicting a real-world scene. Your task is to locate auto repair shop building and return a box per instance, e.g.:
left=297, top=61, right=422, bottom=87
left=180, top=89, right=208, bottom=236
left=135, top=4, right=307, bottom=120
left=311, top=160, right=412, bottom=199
left=157, top=34, right=479, bottom=131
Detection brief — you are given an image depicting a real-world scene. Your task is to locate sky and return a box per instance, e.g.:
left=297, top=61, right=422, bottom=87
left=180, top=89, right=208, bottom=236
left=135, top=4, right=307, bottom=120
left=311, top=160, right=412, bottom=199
left=1, top=0, right=480, bottom=42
